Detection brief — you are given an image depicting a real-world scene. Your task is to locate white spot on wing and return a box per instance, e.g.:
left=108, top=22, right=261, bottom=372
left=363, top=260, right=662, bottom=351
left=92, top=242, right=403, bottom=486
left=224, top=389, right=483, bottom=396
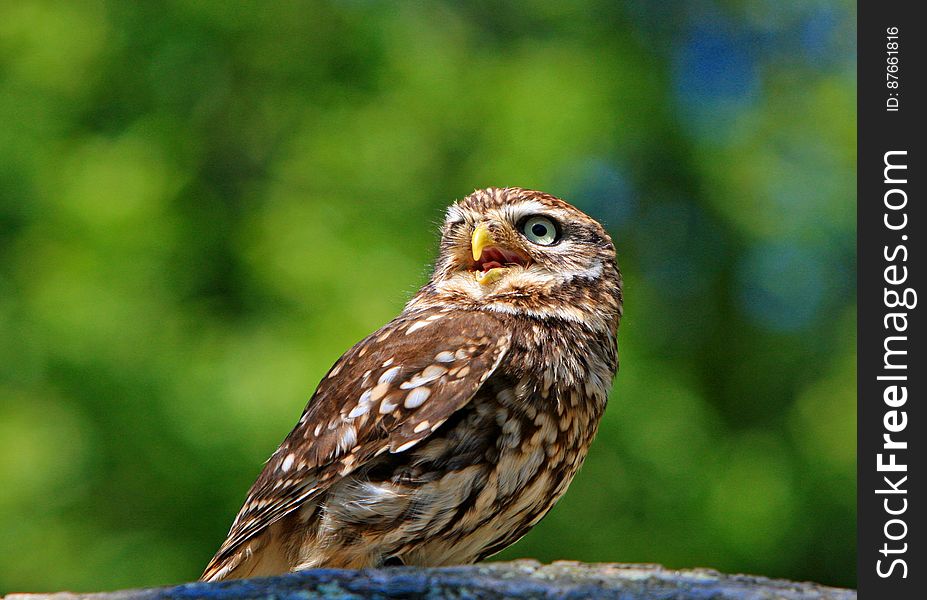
left=404, top=386, right=431, bottom=408
left=378, top=366, right=401, bottom=384
left=281, top=453, right=295, bottom=472
left=435, top=350, right=455, bottom=363
left=401, top=364, right=447, bottom=389
left=422, top=364, right=448, bottom=379
left=370, top=382, right=390, bottom=401
left=348, top=403, right=370, bottom=418
left=337, top=425, right=357, bottom=452
left=379, top=396, right=398, bottom=414
left=405, top=320, right=431, bottom=334
left=393, top=439, right=418, bottom=453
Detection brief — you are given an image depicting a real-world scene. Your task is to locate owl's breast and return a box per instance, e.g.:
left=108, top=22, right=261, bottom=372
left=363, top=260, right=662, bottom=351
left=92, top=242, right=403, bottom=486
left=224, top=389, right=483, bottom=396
left=500, top=318, right=615, bottom=414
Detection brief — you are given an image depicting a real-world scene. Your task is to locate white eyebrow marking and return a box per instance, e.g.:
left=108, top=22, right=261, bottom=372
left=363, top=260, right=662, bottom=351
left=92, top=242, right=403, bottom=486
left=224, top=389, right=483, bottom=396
left=504, top=200, right=553, bottom=222
left=445, top=204, right=466, bottom=224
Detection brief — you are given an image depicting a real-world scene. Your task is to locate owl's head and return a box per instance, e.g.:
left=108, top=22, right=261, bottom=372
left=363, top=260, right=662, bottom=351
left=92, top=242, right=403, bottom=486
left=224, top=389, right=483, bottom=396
left=415, top=187, right=622, bottom=332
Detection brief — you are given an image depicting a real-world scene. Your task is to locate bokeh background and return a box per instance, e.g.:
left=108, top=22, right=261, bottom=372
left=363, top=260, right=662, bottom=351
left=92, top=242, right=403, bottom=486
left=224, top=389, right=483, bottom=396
left=0, top=0, right=856, bottom=593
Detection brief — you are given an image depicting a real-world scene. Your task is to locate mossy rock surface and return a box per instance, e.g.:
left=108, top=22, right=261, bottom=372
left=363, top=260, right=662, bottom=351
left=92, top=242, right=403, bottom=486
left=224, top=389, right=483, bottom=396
left=3, top=561, right=857, bottom=600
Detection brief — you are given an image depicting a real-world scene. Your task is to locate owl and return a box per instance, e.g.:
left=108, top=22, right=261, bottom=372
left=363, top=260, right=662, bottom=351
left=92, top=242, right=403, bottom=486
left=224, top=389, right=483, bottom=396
left=201, top=187, right=622, bottom=581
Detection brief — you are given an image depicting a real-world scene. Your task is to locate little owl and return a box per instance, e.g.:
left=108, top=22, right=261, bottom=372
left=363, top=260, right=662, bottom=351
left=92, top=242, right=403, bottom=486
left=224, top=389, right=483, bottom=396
left=202, top=187, right=622, bottom=581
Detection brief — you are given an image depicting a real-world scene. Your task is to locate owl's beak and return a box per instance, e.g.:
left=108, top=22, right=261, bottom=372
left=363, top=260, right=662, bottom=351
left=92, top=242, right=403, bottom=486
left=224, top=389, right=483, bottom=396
left=471, top=224, right=495, bottom=262
left=470, top=223, right=529, bottom=285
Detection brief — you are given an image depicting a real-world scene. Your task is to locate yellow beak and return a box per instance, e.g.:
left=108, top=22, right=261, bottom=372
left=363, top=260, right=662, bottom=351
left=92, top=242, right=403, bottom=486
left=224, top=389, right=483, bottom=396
left=471, top=223, right=495, bottom=261
left=471, top=223, right=507, bottom=285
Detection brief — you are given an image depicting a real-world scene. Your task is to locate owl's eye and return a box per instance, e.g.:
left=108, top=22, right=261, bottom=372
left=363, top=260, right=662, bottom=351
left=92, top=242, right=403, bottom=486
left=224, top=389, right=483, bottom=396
left=520, top=216, right=560, bottom=246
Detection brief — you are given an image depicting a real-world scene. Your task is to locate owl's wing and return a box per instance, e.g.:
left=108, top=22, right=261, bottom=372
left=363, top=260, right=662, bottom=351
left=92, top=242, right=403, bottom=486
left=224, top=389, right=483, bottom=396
left=202, top=308, right=511, bottom=580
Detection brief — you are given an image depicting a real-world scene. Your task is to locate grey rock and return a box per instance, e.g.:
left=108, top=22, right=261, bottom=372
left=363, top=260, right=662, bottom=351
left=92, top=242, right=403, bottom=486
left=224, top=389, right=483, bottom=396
left=3, top=561, right=857, bottom=600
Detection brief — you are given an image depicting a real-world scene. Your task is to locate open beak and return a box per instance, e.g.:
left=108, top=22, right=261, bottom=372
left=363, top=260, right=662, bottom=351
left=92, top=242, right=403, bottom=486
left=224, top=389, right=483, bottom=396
left=471, top=223, right=494, bottom=262
left=469, top=224, right=529, bottom=285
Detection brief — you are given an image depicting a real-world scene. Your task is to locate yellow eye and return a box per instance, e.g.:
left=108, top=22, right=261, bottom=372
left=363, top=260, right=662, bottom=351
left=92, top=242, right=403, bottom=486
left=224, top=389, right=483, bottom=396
left=521, top=216, right=559, bottom=246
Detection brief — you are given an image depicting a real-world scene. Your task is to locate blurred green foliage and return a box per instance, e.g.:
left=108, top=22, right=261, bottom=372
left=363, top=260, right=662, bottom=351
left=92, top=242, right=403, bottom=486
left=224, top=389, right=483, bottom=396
left=0, top=0, right=855, bottom=593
